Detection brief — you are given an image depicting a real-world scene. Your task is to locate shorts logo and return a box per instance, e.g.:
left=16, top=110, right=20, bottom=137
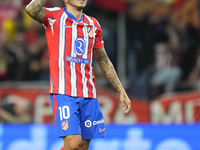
left=75, top=38, right=86, bottom=56
left=99, top=128, right=105, bottom=133
left=61, top=121, right=69, bottom=131
left=85, top=120, right=92, bottom=128
left=93, top=119, right=104, bottom=126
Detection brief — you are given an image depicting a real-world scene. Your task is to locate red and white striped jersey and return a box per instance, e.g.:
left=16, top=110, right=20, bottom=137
left=42, top=7, right=104, bottom=98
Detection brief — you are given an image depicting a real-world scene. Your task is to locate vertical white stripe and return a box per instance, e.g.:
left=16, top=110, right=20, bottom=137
left=81, top=23, right=89, bottom=97
left=85, top=15, right=97, bottom=98
left=58, top=13, right=68, bottom=94
left=50, top=77, right=53, bottom=93
left=70, top=21, right=78, bottom=96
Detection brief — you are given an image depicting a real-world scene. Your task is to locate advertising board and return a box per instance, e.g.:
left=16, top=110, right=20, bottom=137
left=0, top=124, right=199, bottom=150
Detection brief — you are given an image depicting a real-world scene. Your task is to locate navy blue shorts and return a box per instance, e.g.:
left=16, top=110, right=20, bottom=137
left=50, top=94, right=105, bottom=140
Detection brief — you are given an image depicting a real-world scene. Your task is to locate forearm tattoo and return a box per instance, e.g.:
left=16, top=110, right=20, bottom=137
left=94, top=48, right=123, bottom=93
left=26, top=0, right=47, bottom=22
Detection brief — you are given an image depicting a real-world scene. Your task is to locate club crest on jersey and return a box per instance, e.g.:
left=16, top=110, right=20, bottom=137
left=87, top=26, right=96, bottom=38
left=75, top=38, right=86, bottom=56
left=61, top=120, right=69, bottom=131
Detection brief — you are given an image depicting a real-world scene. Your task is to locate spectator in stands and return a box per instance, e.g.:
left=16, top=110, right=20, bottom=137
left=8, top=26, right=27, bottom=80
left=149, top=33, right=182, bottom=98
left=125, top=6, right=154, bottom=100
left=0, top=0, right=22, bottom=42
left=0, top=30, right=9, bottom=80
left=185, top=52, right=200, bottom=89
left=172, top=18, right=200, bottom=91
left=23, top=20, right=49, bottom=81
left=0, top=30, right=22, bottom=81
left=23, top=35, right=49, bottom=81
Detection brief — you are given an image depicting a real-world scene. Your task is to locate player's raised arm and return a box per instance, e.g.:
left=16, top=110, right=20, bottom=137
left=93, top=47, right=131, bottom=114
left=25, top=0, right=48, bottom=22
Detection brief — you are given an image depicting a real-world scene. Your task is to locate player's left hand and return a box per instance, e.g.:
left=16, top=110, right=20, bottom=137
left=119, top=91, right=131, bottom=114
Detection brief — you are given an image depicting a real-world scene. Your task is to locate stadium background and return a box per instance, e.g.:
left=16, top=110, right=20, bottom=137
left=0, top=0, right=200, bottom=149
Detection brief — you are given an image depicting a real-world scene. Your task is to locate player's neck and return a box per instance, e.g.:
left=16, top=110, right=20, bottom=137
left=65, top=6, right=83, bottom=20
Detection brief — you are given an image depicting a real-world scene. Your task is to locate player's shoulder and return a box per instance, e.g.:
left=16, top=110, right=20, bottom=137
left=86, top=15, right=98, bottom=23
left=43, top=7, right=62, bottom=12
left=83, top=14, right=101, bottom=28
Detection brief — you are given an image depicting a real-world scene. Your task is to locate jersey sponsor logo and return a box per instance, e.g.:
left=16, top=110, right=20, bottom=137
left=65, top=57, right=90, bottom=64
left=61, top=120, right=69, bottom=131
left=93, top=119, right=104, bottom=126
left=75, top=38, right=86, bottom=56
left=99, top=128, right=105, bottom=133
left=85, top=120, right=92, bottom=128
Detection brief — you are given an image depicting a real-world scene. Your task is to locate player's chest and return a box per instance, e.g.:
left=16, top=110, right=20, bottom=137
left=52, top=18, right=97, bottom=40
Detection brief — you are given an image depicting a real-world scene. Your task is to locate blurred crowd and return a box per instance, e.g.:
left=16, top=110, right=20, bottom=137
left=0, top=0, right=200, bottom=103
left=0, top=0, right=66, bottom=82
left=88, top=0, right=200, bottom=101
left=125, top=0, right=200, bottom=100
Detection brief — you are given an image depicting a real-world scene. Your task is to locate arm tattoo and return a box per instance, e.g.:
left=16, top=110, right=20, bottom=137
left=25, top=0, right=48, bottom=22
left=94, top=48, right=124, bottom=93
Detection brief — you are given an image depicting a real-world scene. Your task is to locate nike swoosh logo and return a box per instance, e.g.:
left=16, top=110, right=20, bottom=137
left=64, top=25, right=72, bottom=28
left=99, top=128, right=105, bottom=132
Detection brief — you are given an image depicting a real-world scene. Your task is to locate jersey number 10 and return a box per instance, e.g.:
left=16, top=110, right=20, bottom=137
left=58, top=106, right=70, bottom=121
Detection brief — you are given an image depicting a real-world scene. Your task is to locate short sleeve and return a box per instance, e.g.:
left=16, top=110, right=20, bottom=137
left=41, top=7, right=61, bottom=26
left=93, top=20, right=104, bottom=49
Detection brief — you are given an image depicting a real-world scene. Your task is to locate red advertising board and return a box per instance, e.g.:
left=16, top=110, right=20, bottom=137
left=0, top=86, right=200, bottom=124
left=0, top=87, right=149, bottom=123
left=151, top=92, right=200, bottom=123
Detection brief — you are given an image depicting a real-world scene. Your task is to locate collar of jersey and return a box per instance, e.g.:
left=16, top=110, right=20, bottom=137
left=63, top=8, right=83, bottom=22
